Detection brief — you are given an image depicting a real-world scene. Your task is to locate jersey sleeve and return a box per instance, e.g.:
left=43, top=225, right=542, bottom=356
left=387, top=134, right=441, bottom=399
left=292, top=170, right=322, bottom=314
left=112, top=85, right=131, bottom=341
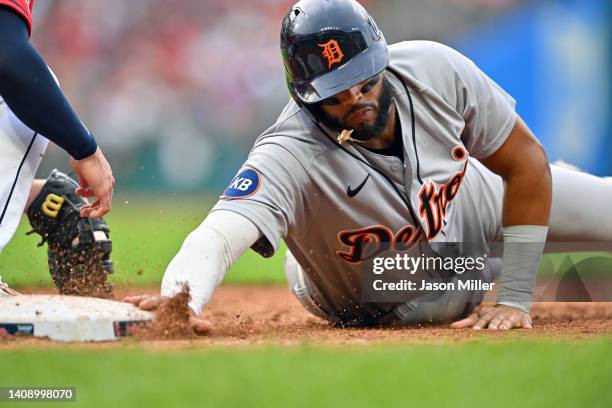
left=210, top=141, right=310, bottom=257
left=441, top=44, right=517, bottom=158
left=0, top=0, right=34, bottom=35
left=403, top=42, right=517, bottom=159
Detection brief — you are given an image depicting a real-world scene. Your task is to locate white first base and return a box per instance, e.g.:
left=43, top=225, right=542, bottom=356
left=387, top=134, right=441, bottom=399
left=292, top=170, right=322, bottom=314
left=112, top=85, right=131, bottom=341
left=0, top=295, right=153, bottom=342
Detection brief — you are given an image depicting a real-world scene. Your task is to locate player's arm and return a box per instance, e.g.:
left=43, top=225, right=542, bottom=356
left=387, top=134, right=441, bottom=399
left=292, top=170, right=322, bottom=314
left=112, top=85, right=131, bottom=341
left=452, top=115, right=552, bottom=330
left=125, top=210, right=261, bottom=335
left=0, top=7, right=114, bottom=217
left=422, top=43, right=553, bottom=329
left=480, top=115, right=552, bottom=228
left=125, top=140, right=307, bottom=334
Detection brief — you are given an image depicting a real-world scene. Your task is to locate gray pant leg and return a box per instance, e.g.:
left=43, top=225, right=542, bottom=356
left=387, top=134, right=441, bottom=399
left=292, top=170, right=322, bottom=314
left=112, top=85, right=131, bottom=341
left=390, top=165, right=612, bottom=325
left=548, top=165, right=612, bottom=242
left=391, top=257, right=503, bottom=325
left=284, top=250, right=332, bottom=321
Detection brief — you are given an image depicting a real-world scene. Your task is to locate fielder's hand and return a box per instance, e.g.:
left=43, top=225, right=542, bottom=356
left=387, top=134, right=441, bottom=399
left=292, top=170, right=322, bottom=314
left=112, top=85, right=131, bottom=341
left=450, top=304, right=532, bottom=330
left=70, top=147, right=115, bottom=218
left=123, top=294, right=212, bottom=335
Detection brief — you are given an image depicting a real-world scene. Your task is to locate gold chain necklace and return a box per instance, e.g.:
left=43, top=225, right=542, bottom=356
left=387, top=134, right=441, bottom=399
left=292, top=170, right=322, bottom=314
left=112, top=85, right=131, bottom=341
left=336, top=98, right=395, bottom=145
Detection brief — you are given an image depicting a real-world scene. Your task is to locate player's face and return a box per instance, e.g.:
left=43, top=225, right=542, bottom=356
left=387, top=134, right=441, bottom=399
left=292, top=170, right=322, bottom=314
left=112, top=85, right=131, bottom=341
left=314, top=73, right=394, bottom=142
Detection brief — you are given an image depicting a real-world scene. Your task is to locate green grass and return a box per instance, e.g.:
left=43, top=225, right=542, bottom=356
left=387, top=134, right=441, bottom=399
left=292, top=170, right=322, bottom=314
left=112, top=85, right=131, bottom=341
left=2, top=199, right=611, bottom=408
left=0, top=197, right=287, bottom=289
left=2, top=197, right=610, bottom=289
left=1, top=340, right=611, bottom=408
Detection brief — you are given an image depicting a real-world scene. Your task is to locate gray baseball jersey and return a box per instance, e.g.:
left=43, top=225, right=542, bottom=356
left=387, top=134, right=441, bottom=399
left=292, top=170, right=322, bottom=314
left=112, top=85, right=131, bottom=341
left=212, top=41, right=515, bottom=321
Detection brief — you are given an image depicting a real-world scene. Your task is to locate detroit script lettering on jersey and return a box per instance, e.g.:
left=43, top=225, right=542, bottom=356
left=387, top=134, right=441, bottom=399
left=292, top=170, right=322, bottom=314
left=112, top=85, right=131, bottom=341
left=336, top=225, right=423, bottom=263
left=418, top=161, right=468, bottom=240
left=335, top=160, right=467, bottom=264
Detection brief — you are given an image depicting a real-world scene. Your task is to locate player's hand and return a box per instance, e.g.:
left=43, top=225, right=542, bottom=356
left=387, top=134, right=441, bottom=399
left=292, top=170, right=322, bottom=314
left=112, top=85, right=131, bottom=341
left=123, top=294, right=212, bottom=335
left=450, top=304, right=532, bottom=330
left=69, top=147, right=115, bottom=218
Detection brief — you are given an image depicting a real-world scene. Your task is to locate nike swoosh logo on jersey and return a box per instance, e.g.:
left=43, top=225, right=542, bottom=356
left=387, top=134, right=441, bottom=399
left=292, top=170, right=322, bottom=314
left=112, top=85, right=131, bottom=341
left=347, top=175, right=370, bottom=197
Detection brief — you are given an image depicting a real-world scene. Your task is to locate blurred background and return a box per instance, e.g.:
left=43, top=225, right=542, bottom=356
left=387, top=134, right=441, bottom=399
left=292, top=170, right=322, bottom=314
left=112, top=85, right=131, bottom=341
left=32, top=0, right=612, bottom=194
left=2, top=0, right=610, bottom=288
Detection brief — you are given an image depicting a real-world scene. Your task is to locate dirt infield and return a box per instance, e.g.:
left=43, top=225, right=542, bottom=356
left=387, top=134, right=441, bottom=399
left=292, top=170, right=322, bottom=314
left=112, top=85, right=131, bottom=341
left=2, top=285, right=611, bottom=348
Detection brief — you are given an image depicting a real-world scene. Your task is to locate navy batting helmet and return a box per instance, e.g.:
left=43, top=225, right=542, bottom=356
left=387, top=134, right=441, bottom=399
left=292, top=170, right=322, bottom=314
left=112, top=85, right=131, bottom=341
left=281, top=0, right=389, bottom=105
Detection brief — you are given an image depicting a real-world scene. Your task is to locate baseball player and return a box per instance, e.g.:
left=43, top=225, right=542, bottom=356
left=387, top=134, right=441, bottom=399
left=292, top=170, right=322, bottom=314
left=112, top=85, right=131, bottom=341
left=0, top=1, right=115, bottom=297
left=126, top=0, right=612, bottom=332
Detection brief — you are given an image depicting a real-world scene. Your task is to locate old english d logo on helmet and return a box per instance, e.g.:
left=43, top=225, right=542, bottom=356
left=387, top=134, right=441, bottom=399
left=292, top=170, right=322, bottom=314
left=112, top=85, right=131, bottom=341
left=281, top=0, right=389, bottom=104
left=319, top=39, right=344, bottom=69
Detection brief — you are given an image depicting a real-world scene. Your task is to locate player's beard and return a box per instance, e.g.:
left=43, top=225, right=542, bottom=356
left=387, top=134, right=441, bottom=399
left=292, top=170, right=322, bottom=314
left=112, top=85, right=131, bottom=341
left=309, top=76, right=395, bottom=142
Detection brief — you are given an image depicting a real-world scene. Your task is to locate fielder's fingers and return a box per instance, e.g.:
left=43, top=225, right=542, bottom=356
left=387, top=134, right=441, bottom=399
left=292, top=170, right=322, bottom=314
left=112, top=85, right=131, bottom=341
left=79, top=201, right=99, bottom=217
left=450, top=313, right=479, bottom=329
left=87, top=208, right=108, bottom=218
left=189, top=316, right=212, bottom=335
left=90, top=194, right=112, bottom=217
left=83, top=200, right=111, bottom=218
left=75, top=187, right=96, bottom=198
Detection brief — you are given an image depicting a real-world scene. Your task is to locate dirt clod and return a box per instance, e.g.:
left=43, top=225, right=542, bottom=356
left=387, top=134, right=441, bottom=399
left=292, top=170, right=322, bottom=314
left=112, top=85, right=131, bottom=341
left=134, top=286, right=195, bottom=340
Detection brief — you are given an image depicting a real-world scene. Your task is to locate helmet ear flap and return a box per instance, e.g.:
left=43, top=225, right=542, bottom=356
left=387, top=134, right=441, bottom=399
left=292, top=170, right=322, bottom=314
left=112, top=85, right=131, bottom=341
left=285, top=71, right=303, bottom=108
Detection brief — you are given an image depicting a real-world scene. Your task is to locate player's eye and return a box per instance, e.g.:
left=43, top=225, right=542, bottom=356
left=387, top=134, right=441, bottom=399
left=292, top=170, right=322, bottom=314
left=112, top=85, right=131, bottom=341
left=319, top=97, right=341, bottom=106
left=318, top=75, right=380, bottom=106
left=361, top=75, right=381, bottom=94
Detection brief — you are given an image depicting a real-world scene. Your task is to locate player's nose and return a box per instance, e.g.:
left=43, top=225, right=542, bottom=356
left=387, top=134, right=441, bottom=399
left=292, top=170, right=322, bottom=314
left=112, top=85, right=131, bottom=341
left=339, top=85, right=363, bottom=107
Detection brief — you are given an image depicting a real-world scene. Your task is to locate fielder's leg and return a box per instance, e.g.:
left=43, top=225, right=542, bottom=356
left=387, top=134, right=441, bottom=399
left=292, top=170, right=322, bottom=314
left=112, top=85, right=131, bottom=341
left=0, top=101, right=48, bottom=253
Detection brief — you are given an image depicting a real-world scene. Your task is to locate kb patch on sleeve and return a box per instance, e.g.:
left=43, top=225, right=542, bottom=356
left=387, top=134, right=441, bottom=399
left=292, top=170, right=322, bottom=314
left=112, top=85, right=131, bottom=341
left=222, top=169, right=261, bottom=199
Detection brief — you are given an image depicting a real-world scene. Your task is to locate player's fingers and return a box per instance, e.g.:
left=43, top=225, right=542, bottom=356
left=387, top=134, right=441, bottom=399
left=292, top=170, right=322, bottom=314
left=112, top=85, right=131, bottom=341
left=476, top=306, right=495, bottom=317
left=450, top=313, right=478, bottom=329
left=123, top=295, right=151, bottom=305
left=501, top=313, right=521, bottom=330
left=498, top=318, right=514, bottom=330
left=189, top=316, right=212, bottom=335
left=139, top=296, right=163, bottom=311
left=487, top=314, right=504, bottom=330
left=474, top=310, right=496, bottom=330
left=521, top=314, right=533, bottom=329
left=473, top=307, right=497, bottom=330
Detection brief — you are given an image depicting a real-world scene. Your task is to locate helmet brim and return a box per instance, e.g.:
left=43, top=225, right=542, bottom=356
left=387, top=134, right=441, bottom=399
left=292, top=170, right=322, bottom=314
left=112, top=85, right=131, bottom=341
left=292, top=41, right=389, bottom=104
